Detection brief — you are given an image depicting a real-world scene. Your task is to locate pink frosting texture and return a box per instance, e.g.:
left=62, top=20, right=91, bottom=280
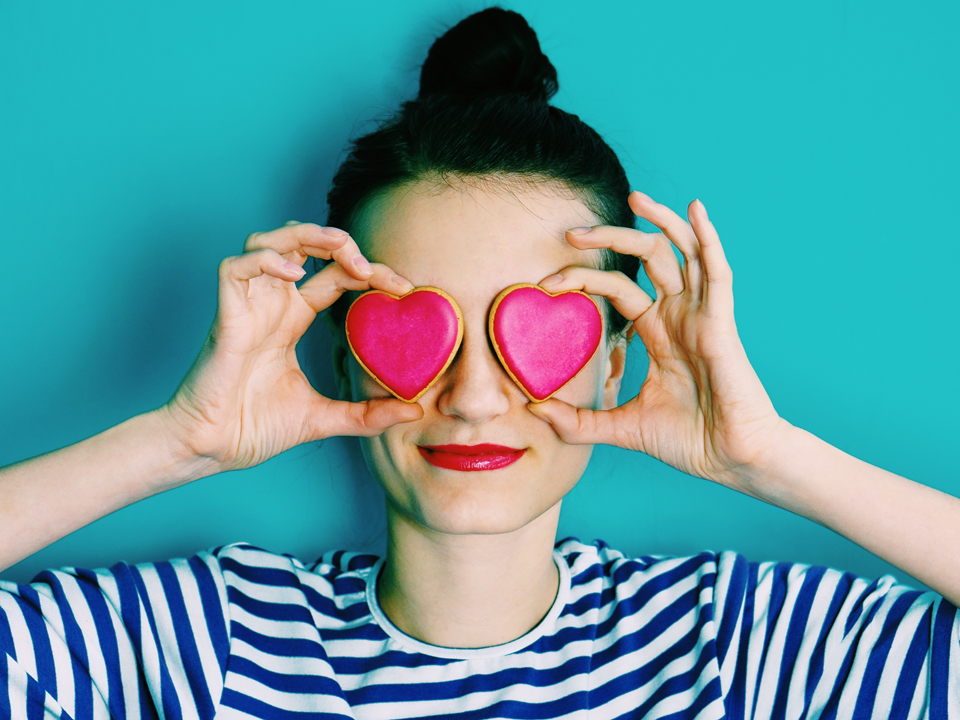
left=492, top=286, right=603, bottom=401
left=346, top=290, right=461, bottom=402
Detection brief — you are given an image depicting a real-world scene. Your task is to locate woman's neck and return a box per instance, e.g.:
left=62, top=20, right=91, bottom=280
left=376, top=502, right=562, bottom=649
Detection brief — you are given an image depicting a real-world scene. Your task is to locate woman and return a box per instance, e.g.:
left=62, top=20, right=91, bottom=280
left=1, top=8, right=957, bottom=719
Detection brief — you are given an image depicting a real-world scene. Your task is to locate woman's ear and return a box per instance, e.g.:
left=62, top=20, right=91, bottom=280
left=326, top=313, right=353, bottom=401
left=601, top=330, right=630, bottom=410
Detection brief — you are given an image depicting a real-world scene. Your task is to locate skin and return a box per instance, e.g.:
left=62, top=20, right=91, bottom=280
left=337, top=181, right=624, bottom=537
left=330, top=180, right=628, bottom=646
left=1, top=178, right=958, bottom=651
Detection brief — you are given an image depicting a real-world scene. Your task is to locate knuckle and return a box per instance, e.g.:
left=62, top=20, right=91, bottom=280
left=710, top=265, right=733, bottom=282
left=218, top=256, right=237, bottom=276
left=292, top=221, right=323, bottom=238
left=331, top=236, right=358, bottom=254
left=640, top=234, right=665, bottom=258
left=249, top=247, right=276, bottom=262
left=575, top=408, right=589, bottom=434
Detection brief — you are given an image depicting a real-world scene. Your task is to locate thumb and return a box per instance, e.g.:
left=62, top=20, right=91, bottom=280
left=528, top=399, right=608, bottom=445
left=357, top=397, right=425, bottom=435
left=306, top=396, right=424, bottom=440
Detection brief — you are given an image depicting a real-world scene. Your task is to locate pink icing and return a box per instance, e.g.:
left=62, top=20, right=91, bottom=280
left=492, top=287, right=602, bottom=401
left=346, top=290, right=461, bottom=401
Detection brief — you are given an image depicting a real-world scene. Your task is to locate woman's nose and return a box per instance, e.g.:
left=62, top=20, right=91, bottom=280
left=435, top=327, right=513, bottom=423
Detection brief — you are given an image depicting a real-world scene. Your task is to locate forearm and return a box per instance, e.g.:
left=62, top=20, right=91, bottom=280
left=745, top=422, right=960, bottom=606
left=0, top=408, right=219, bottom=572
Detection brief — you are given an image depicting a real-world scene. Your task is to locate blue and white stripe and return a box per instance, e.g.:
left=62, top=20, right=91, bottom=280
left=1, top=537, right=957, bottom=719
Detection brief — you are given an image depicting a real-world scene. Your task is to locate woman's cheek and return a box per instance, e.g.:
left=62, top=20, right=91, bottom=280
left=347, top=356, right=416, bottom=486
left=551, top=342, right=610, bottom=410
left=347, top=354, right=394, bottom=403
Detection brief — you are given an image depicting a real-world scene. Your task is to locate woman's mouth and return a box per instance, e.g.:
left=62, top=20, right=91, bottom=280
left=417, top=444, right=526, bottom=471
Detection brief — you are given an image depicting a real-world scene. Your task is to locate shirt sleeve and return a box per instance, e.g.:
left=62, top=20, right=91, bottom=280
left=711, top=551, right=960, bottom=720
left=0, top=551, right=231, bottom=720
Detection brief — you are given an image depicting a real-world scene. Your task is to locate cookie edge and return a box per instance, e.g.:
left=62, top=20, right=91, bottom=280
left=488, top=283, right=604, bottom=404
left=345, top=286, right=464, bottom=403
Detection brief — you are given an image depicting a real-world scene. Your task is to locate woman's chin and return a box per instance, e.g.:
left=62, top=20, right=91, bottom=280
left=384, top=471, right=571, bottom=536
left=365, top=436, right=592, bottom=537
left=402, top=501, right=558, bottom=537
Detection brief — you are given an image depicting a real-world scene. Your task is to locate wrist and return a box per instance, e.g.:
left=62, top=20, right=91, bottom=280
left=730, top=420, right=844, bottom=521
left=726, top=419, right=808, bottom=503
left=145, top=405, right=223, bottom=489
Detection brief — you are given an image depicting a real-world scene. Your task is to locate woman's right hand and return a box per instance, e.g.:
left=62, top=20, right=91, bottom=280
left=159, top=222, right=423, bottom=475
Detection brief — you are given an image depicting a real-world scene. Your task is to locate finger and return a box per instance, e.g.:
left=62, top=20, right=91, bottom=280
left=683, top=200, right=703, bottom=302
left=218, top=248, right=306, bottom=285
left=297, top=260, right=415, bottom=314
left=540, top=266, right=653, bottom=323
left=244, top=223, right=387, bottom=283
left=628, top=191, right=702, bottom=267
left=527, top=399, right=627, bottom=447
left=307, top=396, right=424, bottom=440
left=688, top=199, right=734, bottom=319
left=565, top=225, right=684, bottom=297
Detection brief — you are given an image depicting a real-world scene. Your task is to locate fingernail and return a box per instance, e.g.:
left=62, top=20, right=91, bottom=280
left=633, top=191, right=653, bottom=203
left=283, top=260, right=306, bottom=277
left=392, top=275, right=414, bottom=292
left=353, top=255, right=373, bottom=275
left=322, top=226, right=348, bottom=237
left=540, top=273, right=563, bottom=287
left=567, top=227, right=593, bottom=235
left=697, top=198, right=709, bottom=220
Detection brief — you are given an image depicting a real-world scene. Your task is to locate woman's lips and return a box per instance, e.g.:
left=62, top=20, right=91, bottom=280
left=418, top=444, right=526, bottom=471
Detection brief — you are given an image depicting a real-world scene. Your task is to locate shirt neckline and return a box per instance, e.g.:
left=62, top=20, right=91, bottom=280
left=363, top=549, right=571, bottom=660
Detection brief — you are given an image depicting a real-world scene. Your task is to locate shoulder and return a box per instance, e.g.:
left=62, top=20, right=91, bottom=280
left=553, top=537, right=911, bottom=602
left=9, top=543, right=380, bottom=616
left=555, top=536, right=730, bottom=592
left=551, top=538, right=740, bottom=661
left=208, top=543, right=380, bottom=624
left=210, top=542, right=377, bottom=581
left=2, top=546, right=232, bottom=614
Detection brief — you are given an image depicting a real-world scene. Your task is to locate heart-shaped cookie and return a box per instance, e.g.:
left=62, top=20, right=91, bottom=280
left=345, top=287, right=463, bottom=403
left=489, top=284, right=603, bottom=403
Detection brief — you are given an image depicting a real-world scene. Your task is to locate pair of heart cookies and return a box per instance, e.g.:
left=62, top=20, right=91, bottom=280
left=344, top=285, right=603, bottom=403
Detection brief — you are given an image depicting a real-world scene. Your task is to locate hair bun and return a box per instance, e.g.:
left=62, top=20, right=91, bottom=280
left=419, top=8, right=558, bottom=102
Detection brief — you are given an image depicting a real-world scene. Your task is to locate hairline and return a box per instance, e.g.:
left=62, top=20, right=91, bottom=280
left=335, top=172, right=627, bottom=343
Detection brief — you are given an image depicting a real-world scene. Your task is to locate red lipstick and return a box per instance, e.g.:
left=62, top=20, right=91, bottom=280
left=418, top=444, right=526, bottom=471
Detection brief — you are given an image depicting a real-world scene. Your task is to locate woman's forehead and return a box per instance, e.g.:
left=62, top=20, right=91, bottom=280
left=358, top=179, right=603, bottom=292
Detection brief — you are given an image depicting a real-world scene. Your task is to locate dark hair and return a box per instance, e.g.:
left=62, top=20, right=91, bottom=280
left=325, top=7, right=639, bottom=338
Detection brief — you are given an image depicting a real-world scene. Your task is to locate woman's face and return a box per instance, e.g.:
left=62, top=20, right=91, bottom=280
left=338, top=179, right=626, bottom=536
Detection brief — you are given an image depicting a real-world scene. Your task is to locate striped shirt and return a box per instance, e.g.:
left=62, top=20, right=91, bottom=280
left=0, top=537, right=958, bottom=719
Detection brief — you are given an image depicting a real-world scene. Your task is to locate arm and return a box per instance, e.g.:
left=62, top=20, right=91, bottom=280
left=747, top=422, right=960, bottom=607
left=0, top=408, right=215, bottom=573
left=0, top=222, right=420, bottom=573
left=0, top=546, right=233, bottom=718
left=530, top=192, right=960, bottom=607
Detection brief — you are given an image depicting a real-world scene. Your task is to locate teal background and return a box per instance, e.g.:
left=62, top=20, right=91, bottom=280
left=1, top=1, right=958, bottom=586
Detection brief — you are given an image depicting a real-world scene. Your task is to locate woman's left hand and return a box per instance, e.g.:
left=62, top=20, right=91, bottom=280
left=529, top=191, right=787, bottom=491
